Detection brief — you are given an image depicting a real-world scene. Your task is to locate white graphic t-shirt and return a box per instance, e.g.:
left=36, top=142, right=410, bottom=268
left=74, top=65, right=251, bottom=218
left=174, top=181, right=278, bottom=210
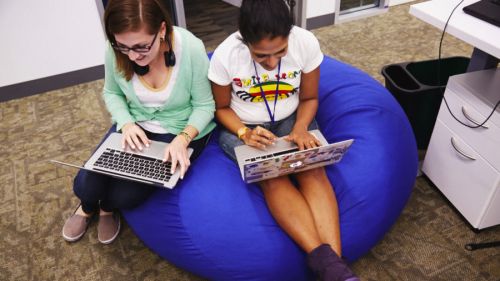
left=208, top=26, right=323, bottom=124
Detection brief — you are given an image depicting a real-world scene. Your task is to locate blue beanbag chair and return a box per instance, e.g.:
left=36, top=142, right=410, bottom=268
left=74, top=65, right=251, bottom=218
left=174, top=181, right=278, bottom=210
left=122, top=56, right=418, bottom=281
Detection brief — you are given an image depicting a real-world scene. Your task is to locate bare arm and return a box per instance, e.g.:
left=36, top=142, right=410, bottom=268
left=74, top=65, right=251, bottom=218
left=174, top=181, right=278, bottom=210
left=211, top=83, right=246, bottom=134
left=295, top=66, right=320, bottom=130
left=211, top=82, right=276, bottom=149
left=285, top=66, right=323, bottom=150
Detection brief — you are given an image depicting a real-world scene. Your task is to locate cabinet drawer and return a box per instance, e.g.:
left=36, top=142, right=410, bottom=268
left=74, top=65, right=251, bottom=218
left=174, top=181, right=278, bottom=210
left=449, top=70, right=500, bottom=128
left=479, top=185, right=500, bottom=229
left=422, top=120, right=500, bottom=228
left=438, top=88, right=500, bottom=170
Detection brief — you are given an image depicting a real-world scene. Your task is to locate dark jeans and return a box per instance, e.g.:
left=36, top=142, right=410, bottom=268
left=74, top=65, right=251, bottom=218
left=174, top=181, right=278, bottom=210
left=73, top=125, right=210, bottom=214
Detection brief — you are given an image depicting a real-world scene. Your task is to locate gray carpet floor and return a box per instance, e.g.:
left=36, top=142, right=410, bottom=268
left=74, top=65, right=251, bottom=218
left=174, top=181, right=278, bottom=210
left=1, top=1, right=499, bottom=281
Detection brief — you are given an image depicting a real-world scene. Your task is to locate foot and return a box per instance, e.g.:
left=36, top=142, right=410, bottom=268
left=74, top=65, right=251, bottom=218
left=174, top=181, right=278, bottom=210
left=62, top=204, right=93, bottom=242
left=97, top=210, right=121, bottom=244
left=307, top=244, right=360, bottom=281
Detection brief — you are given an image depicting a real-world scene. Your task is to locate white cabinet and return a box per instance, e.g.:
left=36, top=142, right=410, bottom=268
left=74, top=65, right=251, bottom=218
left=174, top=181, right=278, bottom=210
left=422, top=69, right=500, bottom=230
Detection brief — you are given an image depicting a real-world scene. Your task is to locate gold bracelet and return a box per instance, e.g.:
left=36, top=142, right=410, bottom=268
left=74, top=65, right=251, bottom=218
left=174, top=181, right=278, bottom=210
left=237, top=126, right=249, bottom=140
left=179, top=131, right=192, bottom=143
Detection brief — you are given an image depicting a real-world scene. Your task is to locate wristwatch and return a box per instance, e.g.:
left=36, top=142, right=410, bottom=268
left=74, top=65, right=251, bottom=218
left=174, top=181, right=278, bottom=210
left=237, top=126, right=249, bottom=140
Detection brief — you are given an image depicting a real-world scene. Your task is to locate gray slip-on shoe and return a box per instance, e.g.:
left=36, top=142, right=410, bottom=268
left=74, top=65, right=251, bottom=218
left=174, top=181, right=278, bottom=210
left=97, top=212, right=121, bottom=244
left=62, top=205, right=92, bottom=242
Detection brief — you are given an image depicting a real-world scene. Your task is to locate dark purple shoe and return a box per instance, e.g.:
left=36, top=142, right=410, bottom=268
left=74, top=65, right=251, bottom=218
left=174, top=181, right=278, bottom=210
left=307, top=244, right=361, bottom=281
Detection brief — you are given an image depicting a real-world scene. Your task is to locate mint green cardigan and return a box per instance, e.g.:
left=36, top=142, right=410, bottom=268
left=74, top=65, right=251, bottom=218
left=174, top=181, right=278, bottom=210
left=102, top=27, right=216, bottom=140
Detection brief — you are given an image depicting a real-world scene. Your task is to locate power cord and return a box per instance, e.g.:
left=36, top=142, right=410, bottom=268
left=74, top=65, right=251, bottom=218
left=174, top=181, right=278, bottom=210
left=438, top=0, right=500, bottom=129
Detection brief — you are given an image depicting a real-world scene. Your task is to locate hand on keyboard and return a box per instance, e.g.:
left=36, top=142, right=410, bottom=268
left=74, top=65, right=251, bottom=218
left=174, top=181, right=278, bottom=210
left=163, top=135, right=191, bottom=179
left=284, top=128, right=322, bottom=150
left=121, top=123, right=151, bottom=151
left=240, top=126, right=277, bottom=150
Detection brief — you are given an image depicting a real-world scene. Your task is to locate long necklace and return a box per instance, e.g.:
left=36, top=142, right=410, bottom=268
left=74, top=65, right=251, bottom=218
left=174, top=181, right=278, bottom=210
left=252, top=60, right=282, bottom=124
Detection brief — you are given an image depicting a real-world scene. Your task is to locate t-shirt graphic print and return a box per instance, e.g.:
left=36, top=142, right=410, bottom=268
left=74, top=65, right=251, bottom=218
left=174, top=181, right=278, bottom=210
left=209, top=26, right=323, bottom=124
left=233, top=70, right=299, bottom=103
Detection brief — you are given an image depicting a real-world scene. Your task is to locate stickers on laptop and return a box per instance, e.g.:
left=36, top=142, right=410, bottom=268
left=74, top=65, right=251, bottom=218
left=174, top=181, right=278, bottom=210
left=244, top=142, right=351, bottom=183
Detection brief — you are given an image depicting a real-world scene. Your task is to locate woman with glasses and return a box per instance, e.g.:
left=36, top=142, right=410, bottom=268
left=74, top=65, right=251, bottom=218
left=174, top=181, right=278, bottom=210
left=208, top=0, right=359, bottom=280
left=62, top=0, right=215, bottom=244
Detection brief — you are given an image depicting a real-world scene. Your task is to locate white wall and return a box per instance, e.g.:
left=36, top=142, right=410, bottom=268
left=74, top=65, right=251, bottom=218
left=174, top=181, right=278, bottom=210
left=0, top=0, right=106, bottom=87
left=221, top=0, right=337, bottom=20
left=388, top=0, right=414, bottom=6
left=306, top=0, right=336, bottom=18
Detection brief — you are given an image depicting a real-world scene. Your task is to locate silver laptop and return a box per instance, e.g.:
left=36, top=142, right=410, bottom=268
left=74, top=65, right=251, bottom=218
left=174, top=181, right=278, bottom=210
left=235, top=129, right=354, bottom=183
left=51, top=132, right=193, bottom=189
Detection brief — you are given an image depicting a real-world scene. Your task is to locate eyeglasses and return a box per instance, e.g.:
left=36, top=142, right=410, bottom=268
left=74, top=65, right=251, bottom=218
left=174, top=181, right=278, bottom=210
left=111, top=32, right=159, bottom=54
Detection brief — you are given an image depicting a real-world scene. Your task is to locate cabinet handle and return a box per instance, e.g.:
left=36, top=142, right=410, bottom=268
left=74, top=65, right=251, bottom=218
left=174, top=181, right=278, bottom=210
left=450, top=137, right=476, bottom=161
left=461, top=106, right=489, bottom=129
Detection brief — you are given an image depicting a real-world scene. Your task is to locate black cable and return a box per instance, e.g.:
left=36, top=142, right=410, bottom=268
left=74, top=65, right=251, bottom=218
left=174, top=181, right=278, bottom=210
left=465, top=240, right=500, bottom=251
left=437, top=0, right=465, bottom=78
left=443, top=98, right=500, bottom=128
left=438, top=0, right=499, bottom=129
left=438, top=1, right=500, bottom=253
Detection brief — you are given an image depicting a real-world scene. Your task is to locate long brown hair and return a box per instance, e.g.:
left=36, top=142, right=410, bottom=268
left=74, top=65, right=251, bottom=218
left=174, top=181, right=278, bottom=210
left=104, top=0, right=173, bottom=80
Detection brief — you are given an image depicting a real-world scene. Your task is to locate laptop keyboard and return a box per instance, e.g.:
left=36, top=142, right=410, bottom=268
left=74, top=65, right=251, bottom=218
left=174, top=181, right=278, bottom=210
left=245, top=148, right=299, bottom=162
left=94, top=148, right=173, bottom=182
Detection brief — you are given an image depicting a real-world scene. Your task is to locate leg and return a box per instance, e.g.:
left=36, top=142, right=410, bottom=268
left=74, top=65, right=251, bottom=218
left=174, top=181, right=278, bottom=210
left=96, top=129, right=208, bottom=211
left=187, top=132, right=212, bottom=161
left=261, top=175, right=359, bottom=281
left=63, top=126, right=119, bottom=242
left=101, top=179, right=156, bottom=211
left=63, top=167, right=112, bottom=242
left=259, top=176, right=322, bottom=253
left=72, top=124, right=118, bottom=213
left=96, top=179, right=155, bottom=244
left=295, top=167, right=342, bottom=256
left=218, top=127, right=244, bottom=162
left=297, top=168, right=360, bottom=281
left=73, top=169, right=111, bottom=214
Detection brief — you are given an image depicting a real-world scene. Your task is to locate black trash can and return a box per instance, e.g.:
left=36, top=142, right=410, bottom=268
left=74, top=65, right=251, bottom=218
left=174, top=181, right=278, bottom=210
left=381, top=57, right=470, bottom=149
